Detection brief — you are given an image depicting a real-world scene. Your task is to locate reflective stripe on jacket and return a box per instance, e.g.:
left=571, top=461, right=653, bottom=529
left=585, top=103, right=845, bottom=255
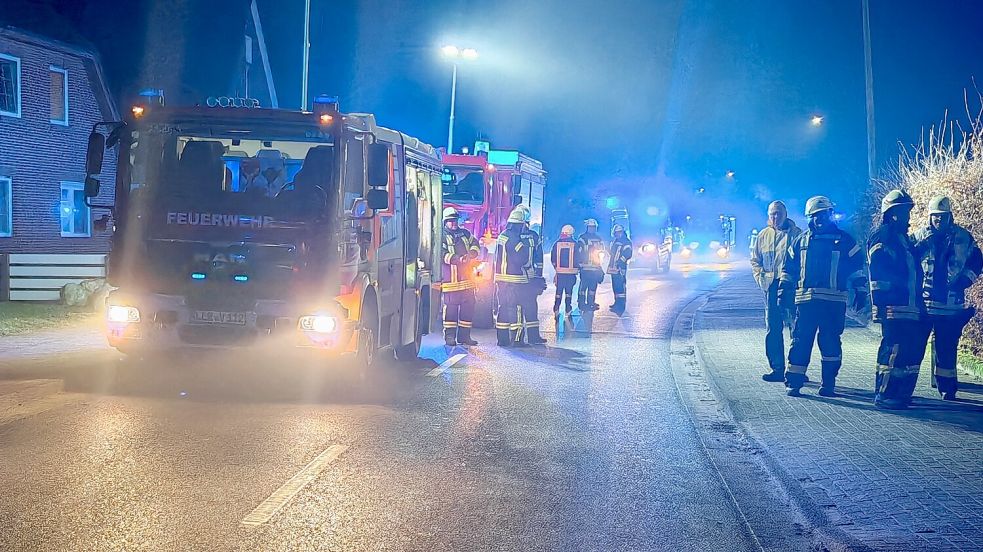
left=750, top=219, right=801, bottom=290
left=494, top=224, right=529, bottom=284
left=867, top=224, right=923, bottom=321
left=606, top=237, right=633, bottom=274
left=551, top=238, right=579, bottom=274
left=912, top=223, right=983, bottom=315
left=441, top=227, right=480, bottom=292
left=781, top=222, right=863, bottom=305
left=520, top=227, right=544, bottom=279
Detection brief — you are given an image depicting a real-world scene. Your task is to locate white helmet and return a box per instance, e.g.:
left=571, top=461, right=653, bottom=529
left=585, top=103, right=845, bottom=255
left=928, top=195, right=952, bottom=214
left=442, top=207, right=460, bottom=220
left=560, top=224, right=575, bottom=236
left=804, top=196, right=834, bottom=216
left=880, top=189, right=914, bottom=214
left=584, top=218, right=599, bottom=227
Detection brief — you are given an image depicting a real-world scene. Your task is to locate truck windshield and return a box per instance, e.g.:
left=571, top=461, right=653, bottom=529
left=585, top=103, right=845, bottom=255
left=128, top=128, right=335, bottom=220
left=442, top=168, right=484, bottom=205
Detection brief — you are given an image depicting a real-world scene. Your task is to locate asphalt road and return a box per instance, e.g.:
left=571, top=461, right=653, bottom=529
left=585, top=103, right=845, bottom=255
left=0, top=261, right=766, bottom=552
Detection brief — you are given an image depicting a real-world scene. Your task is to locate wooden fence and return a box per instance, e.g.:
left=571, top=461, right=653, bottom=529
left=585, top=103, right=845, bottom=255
left=2, top=254, right=107, bottom=301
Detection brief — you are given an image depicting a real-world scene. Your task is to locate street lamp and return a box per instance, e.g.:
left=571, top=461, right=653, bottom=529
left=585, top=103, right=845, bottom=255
left=811, top=115, right=824, bottom=127
left=441, top=45, right=479, bottom=154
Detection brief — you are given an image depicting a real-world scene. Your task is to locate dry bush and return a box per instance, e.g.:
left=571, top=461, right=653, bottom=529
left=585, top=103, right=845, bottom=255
left=868, top=90, right=983, bottom=354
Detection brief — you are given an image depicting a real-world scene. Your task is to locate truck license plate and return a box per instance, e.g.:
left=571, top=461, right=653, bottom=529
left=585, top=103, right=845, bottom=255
left=191, top=310, right=247, bottom=325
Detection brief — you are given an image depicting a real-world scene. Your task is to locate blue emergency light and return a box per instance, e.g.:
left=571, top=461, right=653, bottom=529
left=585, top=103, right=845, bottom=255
left=233, top=275, right=249, bottom=283
left=191, top=272, right=206, bottom=280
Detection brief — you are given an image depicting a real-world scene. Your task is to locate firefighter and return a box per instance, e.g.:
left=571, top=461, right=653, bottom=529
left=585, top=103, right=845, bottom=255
left=912, top=195, right=982, bottom=401
left=551, top=224, right=579, bottom=316
left=606, top=224, right=633, bottom=314
left=576, top=219, right=606, bottom=311
left=750, top=200, right=802, bottom=382
left=868, top=190, right=930, bottom=408
left=780, top=196, right=864, bottom=397
left=440, top=207, right=481, bottom=347
left=494, top=209, right=531, bottom=347
left=515, top=205, right=548, bottom=345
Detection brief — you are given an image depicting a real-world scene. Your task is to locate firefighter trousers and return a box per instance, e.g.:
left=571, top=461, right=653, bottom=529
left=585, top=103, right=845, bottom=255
left=764, top=281, right=792, bottom=373
left=578, top=269, right=602, bottom=309
left=442, top=289, right=476, bottom=344
left=517, top=283, right=543, bottom=343
left=875, top=318, right=930, bottom=402
left=611, top=271, right=627, bottom=311
left=928, top=310, right=972, bottom=394
left=554, top=274, right=577, bottom=313
left=786, top=300, right=846, bottom=389
left=495, top=282, right=521, bottom=346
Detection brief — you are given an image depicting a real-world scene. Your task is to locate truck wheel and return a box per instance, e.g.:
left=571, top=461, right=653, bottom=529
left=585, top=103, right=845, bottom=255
left=394, top=331, right=421, bottom=361
left=355, top=300, right=379, bottom=371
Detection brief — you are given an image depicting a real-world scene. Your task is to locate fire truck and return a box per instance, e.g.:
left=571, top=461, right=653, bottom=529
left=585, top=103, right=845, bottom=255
left=440, top=142, right=546, bottom=326
left=82, top=96, right=443, bottom=367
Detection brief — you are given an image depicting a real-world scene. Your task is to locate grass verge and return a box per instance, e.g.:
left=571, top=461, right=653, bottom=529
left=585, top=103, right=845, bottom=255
left=0, top=302, right=96, bottom=337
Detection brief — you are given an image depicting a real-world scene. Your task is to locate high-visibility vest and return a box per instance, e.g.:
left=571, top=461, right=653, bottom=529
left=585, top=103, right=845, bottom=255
left=552, top=239, right=578, bottom=274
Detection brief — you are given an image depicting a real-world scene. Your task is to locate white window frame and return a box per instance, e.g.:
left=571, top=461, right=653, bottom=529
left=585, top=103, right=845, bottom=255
left=49, top=65, right=68, bottom=126
left=0, top=53, right=22, bottom=118
left=60, top=181, right=90, bottom=238
left=0, top=176, right=11, bottom=237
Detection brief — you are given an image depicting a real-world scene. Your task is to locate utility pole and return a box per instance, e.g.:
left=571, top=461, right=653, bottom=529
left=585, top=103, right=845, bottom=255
left=447, top=63, right=458, bottom=154
left=250, top=0, right=278, bottom=107
left=862, top=0, right=877, bottom=183
left=301, top=0, right=311, bottom=110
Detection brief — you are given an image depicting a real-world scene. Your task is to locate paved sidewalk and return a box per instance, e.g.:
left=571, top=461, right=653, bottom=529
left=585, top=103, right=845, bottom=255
left=695, top=270, right=983, bottom=551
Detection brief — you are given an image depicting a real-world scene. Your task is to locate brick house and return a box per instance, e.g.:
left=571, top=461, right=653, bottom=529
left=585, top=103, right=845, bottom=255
left=0, top=26, right=118, bottom=255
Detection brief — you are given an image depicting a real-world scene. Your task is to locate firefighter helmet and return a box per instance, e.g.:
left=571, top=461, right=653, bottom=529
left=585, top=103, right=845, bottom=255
left=804, top=196, right=834, bottom=216
left=880, top=189, right=914, bottom=214
left=560, top=224, right=575, bottom=236
left=507, top=209, right=527, bottom=224
left=928, top=195, right=952, bottom=214
left=584, top=218, right=599, bottom=227
left=612, top=224, right=625, bottom=234
left=442, top=207, right=460, bottom=220
left=514, top=204, right=532, bottom=222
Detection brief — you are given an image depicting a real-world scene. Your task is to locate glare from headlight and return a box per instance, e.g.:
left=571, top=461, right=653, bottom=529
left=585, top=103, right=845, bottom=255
left=680, top=248, right=692, bottom=258
left=107, top=305, right=140, bottom=323
left=641, top=243, right=656, bottom=254
left=717, top=247, right=730, bottom=258
left=299, top=314, right=338, bottom=333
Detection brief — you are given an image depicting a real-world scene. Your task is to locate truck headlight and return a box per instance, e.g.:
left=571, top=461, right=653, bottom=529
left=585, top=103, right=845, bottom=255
left=107, top=305, right=140, bottom=324
left=716, top=247, right=730, bottom=259
left=641, top=243, right=656, bottom=254
left=680, top=247, right=692, bottom=258
left=299, top=315, right=338, bottom=333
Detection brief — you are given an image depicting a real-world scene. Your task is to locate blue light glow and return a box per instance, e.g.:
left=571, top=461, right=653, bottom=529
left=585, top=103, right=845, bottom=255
left=233, top=274, right=249, bottom=282
left=191, top=272, right=206, bottom=280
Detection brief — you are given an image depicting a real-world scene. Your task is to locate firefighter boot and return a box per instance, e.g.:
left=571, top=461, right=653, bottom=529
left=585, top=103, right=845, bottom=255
left=457, top=327, right=479, bottom=346
left=496, top=328, right=512, bottom=347
left=444, top=327, right=458, bottom=348
left=527, top=327, right=547, bottom=345
left=818, top=365, right=837, bottom=397
left=762, top=369, right=785, bottom=383
left=785, top=372, right=806, bottom=397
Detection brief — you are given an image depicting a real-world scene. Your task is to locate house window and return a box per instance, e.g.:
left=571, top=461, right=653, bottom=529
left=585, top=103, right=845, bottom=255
left=0, top=53, right=21, bottom=118
left=50, top=66, right=68, bottom=125
left=60, top=182, right=90, bottom=237
left=0, top=176, right=11, bottom=237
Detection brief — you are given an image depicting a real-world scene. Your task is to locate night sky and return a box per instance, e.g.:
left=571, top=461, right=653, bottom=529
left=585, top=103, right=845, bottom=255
left=6, top=0, right=983, bottom=234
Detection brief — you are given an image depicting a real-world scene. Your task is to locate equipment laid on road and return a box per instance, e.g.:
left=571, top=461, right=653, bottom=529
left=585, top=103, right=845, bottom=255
left=87, top=96, right=442, bottom=366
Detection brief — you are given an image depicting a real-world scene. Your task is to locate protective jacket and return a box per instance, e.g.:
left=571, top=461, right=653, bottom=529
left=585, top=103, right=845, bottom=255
left=781, top=221, right=863, bottom=304
left=551, top=237, right=579, bottom=274
left=494, top=223, right=530, bottom=284
left=750, top=219, right=802, bottom=291
left=606, top=235, right=633, bottom=275
left=867, top=224, right=923, bottom=321
left=576, top=231, right=605, bottom=273
left=441, top=226, right=480, bottom=292
left=912, top=223, right=982, bottom=315
left=520, top=226, right=545, bottom=279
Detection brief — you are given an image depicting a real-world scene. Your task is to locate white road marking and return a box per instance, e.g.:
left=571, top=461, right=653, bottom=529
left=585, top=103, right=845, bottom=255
left=426, top=353, right=467, bottom=377
left=240, top=444, right=350, bottom=527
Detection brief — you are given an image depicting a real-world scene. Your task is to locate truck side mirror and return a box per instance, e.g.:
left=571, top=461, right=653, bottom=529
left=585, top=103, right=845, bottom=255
left=367, top=143, right=390, bottom=188
left=84, top=175, right=101, bottom=198
left=85, top=131, right=105, bottom=175
left=367, top=188, right=389, bottom=210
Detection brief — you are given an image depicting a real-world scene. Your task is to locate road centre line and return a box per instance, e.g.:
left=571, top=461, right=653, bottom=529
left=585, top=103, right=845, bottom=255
left=240, top=444, right=350, bottom=527
left=426, top=353, right=467, bottom=377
